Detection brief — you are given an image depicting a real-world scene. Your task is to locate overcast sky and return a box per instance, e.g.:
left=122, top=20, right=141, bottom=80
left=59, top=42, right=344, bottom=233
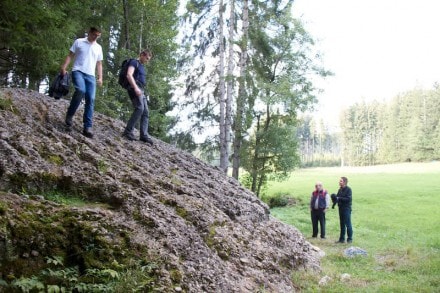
left=291, top=0, right=440, bottom=128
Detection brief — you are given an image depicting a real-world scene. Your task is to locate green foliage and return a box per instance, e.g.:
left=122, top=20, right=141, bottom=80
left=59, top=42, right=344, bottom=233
left=112, top=263, right=158, bottom=292
left=178, top=0, right=330, bottom=167
left=267, top=194, right=289, bottom=208
left=232, top=3, right=332, bottom=191
left=0, top=0, right=88, bottom=88
left=0, top=0, right=180, bottom=142
left=1, top=253, right=160, bottom=292
left=47, top=155, right=63, bottom=166
left=297, top=115, right=341, bottom=167
left=240, top=114, right=300, bottom=196
left=10, top=276, right=45, bottom=292
left=0, top=94, right=15, bottom=112
left=268, top=163, right=440, bottom=292
left=97, top=159, right=108, bottom=174
left=339, top=87, right=440, bottom=166
left=0, top=201, right=7, bottom=215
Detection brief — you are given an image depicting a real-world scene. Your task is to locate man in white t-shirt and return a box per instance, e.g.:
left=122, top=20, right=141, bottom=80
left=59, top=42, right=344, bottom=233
left=60, top=27, right=103, bottom=138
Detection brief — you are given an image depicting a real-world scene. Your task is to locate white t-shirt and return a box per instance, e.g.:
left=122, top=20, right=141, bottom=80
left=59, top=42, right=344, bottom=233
left=70, top=37, right=103, bottom=76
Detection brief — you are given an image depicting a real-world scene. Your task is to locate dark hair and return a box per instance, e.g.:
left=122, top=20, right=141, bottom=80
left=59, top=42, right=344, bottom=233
left=140, top=49, right=153, bottom=57
left=89, top=27, right=101, bottom=33
left=341, top=176, right=348, bottom=184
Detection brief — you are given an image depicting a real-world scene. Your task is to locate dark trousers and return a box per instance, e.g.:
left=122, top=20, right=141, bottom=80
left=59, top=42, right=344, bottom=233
left=311, top=209, right=326, bottom=238
left=125, top=89, right=149, bottom=138
left=338, top=207, right=353, bottom=241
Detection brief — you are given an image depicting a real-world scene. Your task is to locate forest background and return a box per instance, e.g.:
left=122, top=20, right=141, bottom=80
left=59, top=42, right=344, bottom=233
left=1, top=0, right=439, bottom=197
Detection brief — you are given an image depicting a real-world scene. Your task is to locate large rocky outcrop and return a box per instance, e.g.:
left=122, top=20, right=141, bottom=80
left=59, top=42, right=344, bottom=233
left=0, top=88, right=320, bottom=292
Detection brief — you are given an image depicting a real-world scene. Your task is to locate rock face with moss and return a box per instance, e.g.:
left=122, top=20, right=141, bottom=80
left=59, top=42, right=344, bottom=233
left=0, top=88, right=320, bottom=292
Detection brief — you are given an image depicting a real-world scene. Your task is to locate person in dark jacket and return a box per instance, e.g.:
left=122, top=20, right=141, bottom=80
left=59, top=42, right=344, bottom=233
left=335, top=176, right=353, bottom=243
left=122, top=49, right=154, bottom=145
left=310, top=181, right=330, bottom=239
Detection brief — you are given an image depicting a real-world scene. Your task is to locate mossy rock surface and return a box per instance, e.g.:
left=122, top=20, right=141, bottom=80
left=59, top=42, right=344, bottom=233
left=0, top=88, right=320, bottom=292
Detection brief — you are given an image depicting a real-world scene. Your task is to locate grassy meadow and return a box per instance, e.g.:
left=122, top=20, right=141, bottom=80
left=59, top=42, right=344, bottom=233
left=267, top=162, right=440, bottom=292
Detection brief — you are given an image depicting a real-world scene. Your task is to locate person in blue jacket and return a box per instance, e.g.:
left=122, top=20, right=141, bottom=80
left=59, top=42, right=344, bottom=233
left=335, top=176, right=353, bottom=243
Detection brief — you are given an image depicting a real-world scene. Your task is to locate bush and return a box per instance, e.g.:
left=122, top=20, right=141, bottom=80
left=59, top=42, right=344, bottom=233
left=267, top=194, right=290, bottom=208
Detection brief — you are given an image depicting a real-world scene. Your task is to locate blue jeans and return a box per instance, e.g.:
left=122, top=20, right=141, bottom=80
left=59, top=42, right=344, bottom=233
left=338, top=207, right=353, bottom=241
left=125, top=89, right=149, bottom=138
left=66, top=71, right=96, bottom=129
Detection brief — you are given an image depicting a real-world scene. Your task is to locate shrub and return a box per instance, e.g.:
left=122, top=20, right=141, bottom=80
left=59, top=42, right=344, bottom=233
left=267, top=194, right=290, bottom=208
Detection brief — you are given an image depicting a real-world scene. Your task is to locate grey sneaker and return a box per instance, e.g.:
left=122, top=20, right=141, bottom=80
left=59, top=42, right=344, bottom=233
left=140, top=136, right=153, bottom=145
left=123, top=132, right=137, bottom=141
left=83, top=128, right=94, bottom=138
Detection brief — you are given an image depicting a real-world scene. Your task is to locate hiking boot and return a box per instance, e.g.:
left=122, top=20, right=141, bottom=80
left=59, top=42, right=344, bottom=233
left=123, top=132, right=137, bottom=141
left=140, top=136, right=153, bottom=145
left=65, top=115, right=73, bottom=131
left=83, top=128, right=94, bottom=138
left=65, top=115, right=73, bottom=126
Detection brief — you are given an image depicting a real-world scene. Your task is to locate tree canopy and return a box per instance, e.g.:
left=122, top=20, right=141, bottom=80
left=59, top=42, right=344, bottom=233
left=0, top=0, right=179, bottom=141
left=1, top=0, right=339, bottom=188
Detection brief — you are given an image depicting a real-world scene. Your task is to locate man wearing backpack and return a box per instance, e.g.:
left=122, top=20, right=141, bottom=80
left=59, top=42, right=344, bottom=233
left=122, top=49, right=154, bottom=145
left=60, top=27, right=103, bottom=138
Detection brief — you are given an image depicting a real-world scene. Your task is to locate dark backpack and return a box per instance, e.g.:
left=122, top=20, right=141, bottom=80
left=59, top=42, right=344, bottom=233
left=118, top=58, right=139, bottom=89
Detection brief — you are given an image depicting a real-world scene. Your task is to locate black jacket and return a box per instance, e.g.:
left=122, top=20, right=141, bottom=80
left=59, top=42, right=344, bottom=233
left=49, top=73, right=70, bottom=100
left=337, top=186, right=352, bottom=209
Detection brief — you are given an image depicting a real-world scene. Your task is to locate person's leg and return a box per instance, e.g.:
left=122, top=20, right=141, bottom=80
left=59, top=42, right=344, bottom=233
left=124, top=91, right=143, bottom=139
left=320, top=210, right=326, bottom=238
left=82, top=73, right=96, bottom=130
left=66, top=71, right=86, bottom=125
left=139, top=95, right=153, bottom=144
left=346, top=209, right=353, bottom=242
left=139, top=95, right=149, bottom=138
left=311, top=211, right=318, bottom=237
left=338, top=208, right=346, bottom=242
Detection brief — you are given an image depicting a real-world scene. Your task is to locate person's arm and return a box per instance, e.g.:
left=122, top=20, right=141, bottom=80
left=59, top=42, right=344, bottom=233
left=96, top=60, right=103, bottom=87
left=324, top=192, right=330, bottom=211
left=126, top=64, right=142, bottom=97
left=60, top=51, right=74, bottom=75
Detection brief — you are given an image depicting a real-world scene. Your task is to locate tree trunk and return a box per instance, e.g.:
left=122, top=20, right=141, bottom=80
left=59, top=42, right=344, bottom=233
left=222, top=0, right=235, bottom=173
left=218, top=0, right=227, bottom=172
left=123, top=0, right=130, bottom=49
left=250, top=115, right=261, bottom=193
left=232, top=0, right=248, bottom=179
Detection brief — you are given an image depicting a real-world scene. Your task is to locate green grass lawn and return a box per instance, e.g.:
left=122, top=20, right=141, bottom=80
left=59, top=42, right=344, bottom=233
left=267, top=162, right=440, bottom=292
